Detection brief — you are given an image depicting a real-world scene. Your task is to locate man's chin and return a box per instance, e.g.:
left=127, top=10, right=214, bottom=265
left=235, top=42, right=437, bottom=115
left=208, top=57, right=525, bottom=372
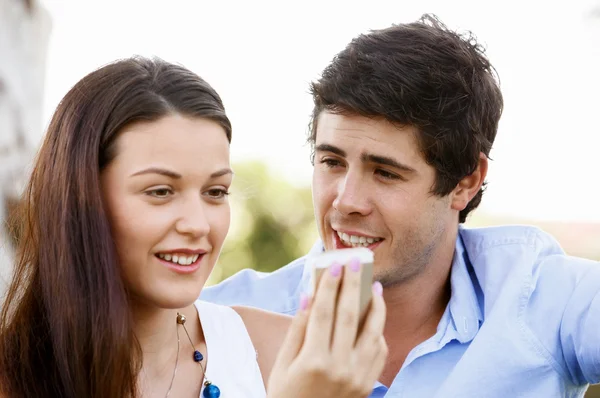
left=373, top=262, right=428, bottom=288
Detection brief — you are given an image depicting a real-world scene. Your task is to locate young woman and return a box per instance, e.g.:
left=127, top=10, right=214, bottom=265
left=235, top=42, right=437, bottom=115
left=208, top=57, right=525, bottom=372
left=0, top=57, right=387, bottom=398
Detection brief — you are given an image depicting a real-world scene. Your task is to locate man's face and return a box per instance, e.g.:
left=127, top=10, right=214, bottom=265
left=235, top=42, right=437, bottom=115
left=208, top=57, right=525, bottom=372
left=312, top=112, right=459, bottom=287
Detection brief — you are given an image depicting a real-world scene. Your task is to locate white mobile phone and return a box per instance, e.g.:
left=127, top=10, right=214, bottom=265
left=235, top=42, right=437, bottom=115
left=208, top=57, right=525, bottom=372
left=306, top=247, right=374, bottom=322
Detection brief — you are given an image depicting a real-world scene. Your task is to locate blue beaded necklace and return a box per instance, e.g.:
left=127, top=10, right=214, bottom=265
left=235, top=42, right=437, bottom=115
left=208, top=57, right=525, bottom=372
left=173, top=312, right=221, bottom=398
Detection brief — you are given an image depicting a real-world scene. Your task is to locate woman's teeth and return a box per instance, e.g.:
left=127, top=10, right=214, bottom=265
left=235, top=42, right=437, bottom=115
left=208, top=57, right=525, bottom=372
left=157, top=253, right=199, bottom=266
left=337, top=231, right=382, bottom=248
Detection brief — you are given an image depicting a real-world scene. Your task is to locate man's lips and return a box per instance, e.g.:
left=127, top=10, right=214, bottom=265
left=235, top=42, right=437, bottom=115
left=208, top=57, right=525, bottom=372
left=332, top=229, right=384, bottom=250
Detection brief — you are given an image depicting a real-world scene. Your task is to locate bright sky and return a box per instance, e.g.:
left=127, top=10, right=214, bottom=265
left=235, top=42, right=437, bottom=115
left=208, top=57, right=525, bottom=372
left=39, top=0, right=600, bottom=222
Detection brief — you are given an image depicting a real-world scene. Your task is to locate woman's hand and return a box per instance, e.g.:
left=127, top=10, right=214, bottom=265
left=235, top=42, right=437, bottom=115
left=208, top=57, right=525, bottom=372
left=267, top=258, right=387, bottom=398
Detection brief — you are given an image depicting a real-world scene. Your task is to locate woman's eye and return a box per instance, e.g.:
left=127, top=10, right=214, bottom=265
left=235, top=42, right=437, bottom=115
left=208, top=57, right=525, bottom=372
left=206, top=189, right=230, bottom=199
left=145, top=188, right=173, bottom=198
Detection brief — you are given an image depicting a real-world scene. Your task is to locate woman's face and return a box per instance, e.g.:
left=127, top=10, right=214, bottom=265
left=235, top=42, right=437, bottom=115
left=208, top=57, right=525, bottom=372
left=100, top=114, right=232, bottom=309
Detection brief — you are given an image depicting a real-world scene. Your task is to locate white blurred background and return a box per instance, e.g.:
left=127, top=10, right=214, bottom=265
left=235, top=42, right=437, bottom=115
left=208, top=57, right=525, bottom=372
left=2, top=0, right=600, bottom=292
left=37, top=0, right=600, bottom=222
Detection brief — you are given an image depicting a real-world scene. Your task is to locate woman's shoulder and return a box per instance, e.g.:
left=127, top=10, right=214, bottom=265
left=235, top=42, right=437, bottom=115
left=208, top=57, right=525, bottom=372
left=231, top=305, right=292, bottom=384
left=232, top=305, right=291, bottom=340
left=194, top=299, right=291, bottom=335
left=193, top=300, right=270, bottom=395
left=194, top=299, right=291, bottom=385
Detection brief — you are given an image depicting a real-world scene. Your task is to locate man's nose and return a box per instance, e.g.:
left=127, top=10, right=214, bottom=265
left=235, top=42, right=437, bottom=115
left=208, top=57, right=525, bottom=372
left=332, top=172, right=372, bottom=216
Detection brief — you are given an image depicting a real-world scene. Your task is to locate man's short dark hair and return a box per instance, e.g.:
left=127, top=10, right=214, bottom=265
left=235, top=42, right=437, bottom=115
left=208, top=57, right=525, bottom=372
left=309, top=14, right=503, bottom=223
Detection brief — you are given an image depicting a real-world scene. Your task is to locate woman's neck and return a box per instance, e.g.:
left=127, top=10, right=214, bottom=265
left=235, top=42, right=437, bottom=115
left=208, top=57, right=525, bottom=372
left=130, top=300, right=203, bottom=387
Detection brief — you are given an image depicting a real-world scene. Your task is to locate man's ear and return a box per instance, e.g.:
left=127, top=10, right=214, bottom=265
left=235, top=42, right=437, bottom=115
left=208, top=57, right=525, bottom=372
left=450, top=152, right=488, bottom=212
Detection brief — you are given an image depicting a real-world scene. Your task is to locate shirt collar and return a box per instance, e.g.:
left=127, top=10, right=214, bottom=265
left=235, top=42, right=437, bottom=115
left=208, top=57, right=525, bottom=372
left=447, top=228, right=484, bottom=343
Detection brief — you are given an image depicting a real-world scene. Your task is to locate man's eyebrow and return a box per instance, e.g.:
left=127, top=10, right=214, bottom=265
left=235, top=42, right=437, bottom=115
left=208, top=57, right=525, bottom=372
left=314, top=144, right=346, bottom=157
left=361, top=153, right=417, bottom=173
left=315, top=143, right=417, bottom=173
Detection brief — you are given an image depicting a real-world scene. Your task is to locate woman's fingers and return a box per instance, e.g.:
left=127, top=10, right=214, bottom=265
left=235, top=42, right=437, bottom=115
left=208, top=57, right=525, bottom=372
left=331, top=258, right=362, bottom=358
left=355, top=283, right=387, bottom=357
left=353, top=284, right=388, bottom=386
left=268, top=267, right=387, bottom=398
left=364, top=335, right=388, bottom=385
left=303, top=262, right=343, bottom=352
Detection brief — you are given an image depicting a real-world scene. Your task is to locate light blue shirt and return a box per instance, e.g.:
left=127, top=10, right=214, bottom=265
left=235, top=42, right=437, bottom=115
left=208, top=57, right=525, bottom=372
left=202, top=225, right=600, bottom=397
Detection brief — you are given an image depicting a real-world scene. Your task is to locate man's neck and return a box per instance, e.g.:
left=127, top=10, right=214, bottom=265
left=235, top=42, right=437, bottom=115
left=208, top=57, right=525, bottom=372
left=383, top=267, right=452, bottom=336
left=378, top=233, right=456, bottom=386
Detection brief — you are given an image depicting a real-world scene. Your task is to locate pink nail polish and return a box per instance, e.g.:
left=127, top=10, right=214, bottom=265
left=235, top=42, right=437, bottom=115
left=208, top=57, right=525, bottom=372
left=300, top=293, right=309, bottom=311
left=373, top=281, right=383, bottom=296
left=330, top=262, right=342, bottom=277
left=349, top=257, right=361, bottom=272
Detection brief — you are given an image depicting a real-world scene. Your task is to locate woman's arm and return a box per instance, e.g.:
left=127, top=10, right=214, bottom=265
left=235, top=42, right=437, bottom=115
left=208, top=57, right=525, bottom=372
left=233, top=305, right=292, bottom=386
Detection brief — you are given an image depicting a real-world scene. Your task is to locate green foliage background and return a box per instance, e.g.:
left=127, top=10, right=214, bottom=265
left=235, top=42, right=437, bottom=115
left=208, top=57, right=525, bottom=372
left=207, top=161, right=318, bottom=285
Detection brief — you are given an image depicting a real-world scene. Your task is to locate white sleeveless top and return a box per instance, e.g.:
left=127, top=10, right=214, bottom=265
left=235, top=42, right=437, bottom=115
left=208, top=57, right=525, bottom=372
left=193, top=300, right=266, bottom=398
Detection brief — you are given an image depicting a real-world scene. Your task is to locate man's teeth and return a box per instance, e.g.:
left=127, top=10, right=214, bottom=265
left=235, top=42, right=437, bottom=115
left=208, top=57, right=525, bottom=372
left=157, top=253, right=199, bottom=266
left=336, top=231, right=382, bottom=247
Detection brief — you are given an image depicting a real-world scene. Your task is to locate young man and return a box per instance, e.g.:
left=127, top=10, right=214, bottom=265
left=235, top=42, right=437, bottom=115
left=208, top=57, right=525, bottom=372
left=202, top=14, right=600, bottom=397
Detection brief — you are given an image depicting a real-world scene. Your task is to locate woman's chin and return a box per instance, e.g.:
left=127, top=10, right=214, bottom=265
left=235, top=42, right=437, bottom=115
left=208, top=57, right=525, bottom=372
left=155, top=291, right=202, bottom=310
left=130, top=287, right=203, bottom=311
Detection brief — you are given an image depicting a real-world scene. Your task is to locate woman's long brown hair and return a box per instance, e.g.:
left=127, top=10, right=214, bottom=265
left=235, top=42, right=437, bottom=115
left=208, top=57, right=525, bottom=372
left=0, top=57, right=232, bottom=397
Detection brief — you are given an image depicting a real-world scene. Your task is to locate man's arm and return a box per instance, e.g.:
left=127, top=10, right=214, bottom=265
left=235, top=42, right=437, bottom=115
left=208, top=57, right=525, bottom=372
left=559, top=260, right=600, bottom=385
left=201, top=255, right=309, bottom=315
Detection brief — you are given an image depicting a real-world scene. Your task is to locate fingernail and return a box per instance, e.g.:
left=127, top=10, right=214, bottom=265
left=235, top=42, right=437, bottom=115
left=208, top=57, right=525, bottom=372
left=330, top=262, right=342, bottom=277
left=372, top=281, right=383, bottom=296
left=299, top=293, right=309, bottom=311
left=349, top=257, right=361, bottom=272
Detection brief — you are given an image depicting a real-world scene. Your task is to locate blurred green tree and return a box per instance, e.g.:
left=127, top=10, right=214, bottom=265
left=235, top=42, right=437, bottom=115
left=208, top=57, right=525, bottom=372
left=207, top=160, right=318, bottom=285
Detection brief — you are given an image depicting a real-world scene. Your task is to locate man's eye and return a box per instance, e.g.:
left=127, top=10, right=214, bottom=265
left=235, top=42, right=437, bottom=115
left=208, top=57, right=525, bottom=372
left=321, top=158, right=342, bottom=168
left=375, top=169, right=401, bottom=180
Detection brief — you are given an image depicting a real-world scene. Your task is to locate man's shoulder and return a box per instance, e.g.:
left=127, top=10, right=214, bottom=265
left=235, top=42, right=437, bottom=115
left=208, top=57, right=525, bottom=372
left=201, top=254, right=309, bottom=315
left=461, top=223, right=599, bottom=298
left=460, top=223, right=596, bottom=265
left=465, top=225, right=600, bottom=384
left=460, top=224, right=565, bottom=259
